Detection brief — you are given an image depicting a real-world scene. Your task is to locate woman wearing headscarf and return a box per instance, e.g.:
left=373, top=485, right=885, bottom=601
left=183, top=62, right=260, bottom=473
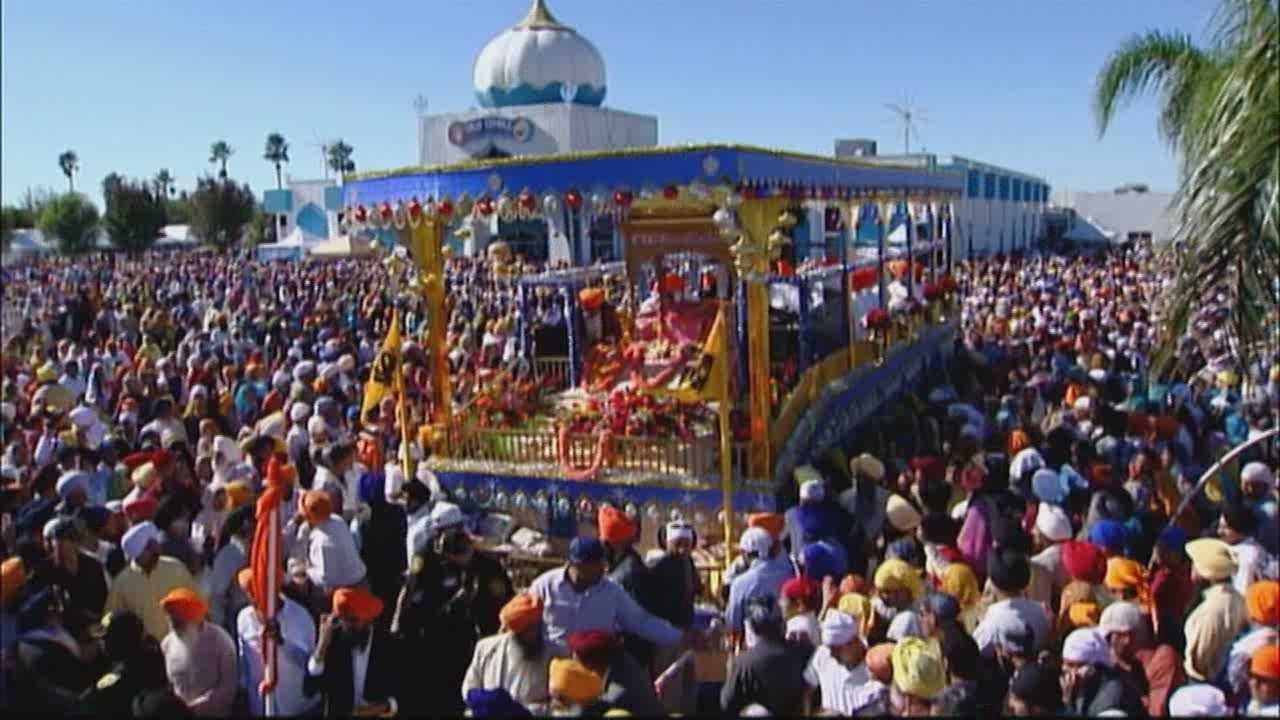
left=1060, top=627, right=1146, bottom=716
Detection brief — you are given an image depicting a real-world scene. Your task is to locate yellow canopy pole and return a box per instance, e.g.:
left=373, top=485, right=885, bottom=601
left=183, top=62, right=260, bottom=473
left=735, top=196, right=789, bottom=480
left=717, top=301, right=735, bottom=573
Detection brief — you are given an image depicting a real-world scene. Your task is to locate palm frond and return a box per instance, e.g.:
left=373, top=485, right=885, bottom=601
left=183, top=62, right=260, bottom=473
left=1093, top=31, right=1212, bottom=141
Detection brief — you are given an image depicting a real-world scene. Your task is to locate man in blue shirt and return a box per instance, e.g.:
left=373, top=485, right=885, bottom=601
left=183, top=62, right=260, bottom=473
left=726, top=527, right=796, bottom=651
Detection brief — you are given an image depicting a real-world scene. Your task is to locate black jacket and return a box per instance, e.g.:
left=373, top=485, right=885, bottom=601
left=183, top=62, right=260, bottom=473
left=1069, top=666, right=1149, bottom=718
left=647, top=552, right=701, bottom=629
left=720, top=635, right=812, bottom=717
left=303, top=627, right=401, bottom=717
left=14, top=633, right=95, bottom=714
left=46, top=553, right=109, bottom=618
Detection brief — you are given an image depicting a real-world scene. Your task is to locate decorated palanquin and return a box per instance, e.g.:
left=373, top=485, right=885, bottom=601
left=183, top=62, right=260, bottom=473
left=339, top=144, right=967, bottom=554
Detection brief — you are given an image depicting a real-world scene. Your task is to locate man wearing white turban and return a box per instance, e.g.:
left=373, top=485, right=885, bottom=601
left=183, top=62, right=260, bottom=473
left=801, top=610, right=874, bottom=716
left=1031, top=503, right=1074, bottom=596
left=106, top=521, right=201, bottom=640
left=1061, top=627, right=1144, bottom=716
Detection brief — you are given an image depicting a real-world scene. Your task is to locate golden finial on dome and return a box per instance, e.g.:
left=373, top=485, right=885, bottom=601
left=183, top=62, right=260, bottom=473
left=515, top=0, right=568, bottom=30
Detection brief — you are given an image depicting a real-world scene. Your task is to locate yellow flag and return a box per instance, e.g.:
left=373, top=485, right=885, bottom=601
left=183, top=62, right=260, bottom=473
left=654, top=306, right=728, bottom=403
left=361, top=309, right=402, bottom=420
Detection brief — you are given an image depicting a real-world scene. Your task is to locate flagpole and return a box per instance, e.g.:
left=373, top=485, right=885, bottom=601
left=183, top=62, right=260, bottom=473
left=263, top=502, right=278, bottom=717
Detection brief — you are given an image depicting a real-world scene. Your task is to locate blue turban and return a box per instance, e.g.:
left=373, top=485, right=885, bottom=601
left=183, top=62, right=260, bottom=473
left=357, top=472, right=384, bottom=506
left=796, top=503, right=835, bottom=542
left=887, top=537, right=923, bottom=567
left=1157, top=526, right=1187, bottom=553
left=1147, top=384, right=1169, bottom=407
left=464, top=688, right=531, bottom=718
left=1225, top=413, right=1248, bottom=446
left=1088, top=519, right=1128, bottom=555
left=1032, top=469, right=1069, bottom=505
left=923, top=591, right=960, bottom=623
left=801, top=542, right=838, bottom=583
left=568, top=537, right=605, bottom=564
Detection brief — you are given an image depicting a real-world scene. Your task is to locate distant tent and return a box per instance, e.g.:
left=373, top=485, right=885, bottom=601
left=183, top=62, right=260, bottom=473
left=259, top=226, right=324, bottom=261
left=2, top=229, right=53, bottom=261
left=1064, top=216, right=1116, bottom=246
left=155, top=225, right=200, bottom=249
left=308, top=234, right=372, bottom=258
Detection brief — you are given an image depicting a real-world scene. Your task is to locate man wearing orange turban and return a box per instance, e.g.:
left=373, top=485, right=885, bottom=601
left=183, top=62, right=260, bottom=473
left=308, top=585, right=400, bottom=717
left=595, top=503, right=655, bottom=668
left=1226, top=580, right=1280, bottom=702
left=462, top=592, right=554, bottom=712
left=747, top=512, right=785, bottom=540
left=158, top=587, right=238, bottom=716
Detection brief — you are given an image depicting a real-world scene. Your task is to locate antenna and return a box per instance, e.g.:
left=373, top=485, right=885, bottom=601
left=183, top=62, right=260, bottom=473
left=884, top=95, right=928, bottom=154
left=310, top=131, right=330, bottom=179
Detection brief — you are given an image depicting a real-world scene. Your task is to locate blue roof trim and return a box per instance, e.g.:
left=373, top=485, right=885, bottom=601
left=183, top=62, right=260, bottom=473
left=476, top=82, right=607, bottom=108
left=343, top=147, right=964, bottom=206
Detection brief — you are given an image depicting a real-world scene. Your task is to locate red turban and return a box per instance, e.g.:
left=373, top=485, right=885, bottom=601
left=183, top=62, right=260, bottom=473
left=302, top=490, right=333, bottom=527
left=499, top=593, right=543, bottom=634
left=161, top=588, right=208, bottom=624
left=597, top=504, right=636, bottom=545
left=909, top=456, right=945, bottom=484
left=123, top=495, right=158, bottom=523
left=333, top=587, right=383, bottom=624
left=747, top=513, right=785, bottom=540
left=1062, top=540, right=1107, bottom=585
left=567, top=629, right=616, bottom=666
left=781, top=576, right=818, bottom=608
left=659, top=274, right=685, bottom=294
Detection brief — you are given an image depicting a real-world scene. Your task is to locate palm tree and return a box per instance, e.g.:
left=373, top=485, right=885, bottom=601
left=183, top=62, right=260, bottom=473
left=209, top=141, right=234, bottom=179
left=57, top=150, right=79, bottom=192
left=153, top=169, right=175, bottom=198
left=263, top=133, right=289, bottom=189
left=1094, top=0, right=1279, bottom=373
left=326, top=140, right=355, bottom=183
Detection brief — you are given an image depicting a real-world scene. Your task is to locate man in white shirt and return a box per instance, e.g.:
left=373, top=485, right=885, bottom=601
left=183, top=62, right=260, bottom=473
left=461, top=592, right=554, bottom=712
left=300, top=490, right=367, bottom=594
left=803, top=610, right=875, bottom=716
left=235, top=568, right=318, bottom=717
left=973, top=548, right=1051, bottom=658
left=304, top=587, right=398, bottom=717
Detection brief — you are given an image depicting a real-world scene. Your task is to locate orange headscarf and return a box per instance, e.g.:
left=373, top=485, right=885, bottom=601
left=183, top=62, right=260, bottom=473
left=499, top=593, right=543, bottom=634
left=1068, top=602, right=1100, bottom=628
left=1, top=558, right=25, bottom=609
left=1007, top=430, right=1031, bottom=456
left=747, top=513, right=785, bottom=540
left=160, top=588, right=209, bottom=624
left=301, top=490, right=333, bottom=527
left=333, top=587, right=383, bottom=624
left=1247, top=580, right=1279, bottom=626
left=597, top=505, right=636, bottom=545
left=1104, top=557, right=1151, bottom=609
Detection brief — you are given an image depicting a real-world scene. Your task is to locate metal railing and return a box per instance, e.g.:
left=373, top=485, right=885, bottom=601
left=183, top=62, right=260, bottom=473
left=532, top=356, right=572, bottom=390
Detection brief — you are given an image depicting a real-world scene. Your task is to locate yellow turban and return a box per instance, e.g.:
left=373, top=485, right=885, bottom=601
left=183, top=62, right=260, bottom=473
left=131, top=462, right=158, bottom=490
left=549, top=658, right=604, bottom=705
left=891, top=637, right=945, bottom=700
left=874, top=558, right=923, bottom=600
left=1104, top=557, right=1150, bottom=609
left=837, top=592, right=875, bottom=639
left=1186, top=538, right=1237, bottom=582
left=1068, top=602, right=1100, bottom=627
left=940, top=563, right=980, bottom=608
left=224, top=481, right=253, bottom=510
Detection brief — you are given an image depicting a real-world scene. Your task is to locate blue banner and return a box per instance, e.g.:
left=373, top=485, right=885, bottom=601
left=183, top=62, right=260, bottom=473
left=262, top=189, right=292, bottom=213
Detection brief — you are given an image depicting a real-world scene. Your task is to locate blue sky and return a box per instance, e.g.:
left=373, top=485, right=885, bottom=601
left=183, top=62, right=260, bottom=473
left=2, top=0, right=1212, bottom=208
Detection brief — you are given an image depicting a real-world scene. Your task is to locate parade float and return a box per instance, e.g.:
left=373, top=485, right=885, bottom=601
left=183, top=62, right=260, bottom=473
left=341, top=144, right=966, bottom=573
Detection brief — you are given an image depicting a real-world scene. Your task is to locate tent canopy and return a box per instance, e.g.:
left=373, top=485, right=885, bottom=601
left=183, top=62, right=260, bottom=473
left=308, top=235, right=372, bottom=257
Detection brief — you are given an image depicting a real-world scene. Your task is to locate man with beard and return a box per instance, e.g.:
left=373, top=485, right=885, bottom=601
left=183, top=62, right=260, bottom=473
left=647, top=521, right=703, bottom=715
left=395, top=526, right=513, bottom=715
left=158, top=588, right=238, bottom=717
left=461, top=593, right=554, bottom=713
left=305, top=586, right=401, bottom=717
left=597, top=504, right=654, bottom=668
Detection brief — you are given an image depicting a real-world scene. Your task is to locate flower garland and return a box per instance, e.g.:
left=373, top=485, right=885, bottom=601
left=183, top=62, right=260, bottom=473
left=556, top=424, right=616, bottom=481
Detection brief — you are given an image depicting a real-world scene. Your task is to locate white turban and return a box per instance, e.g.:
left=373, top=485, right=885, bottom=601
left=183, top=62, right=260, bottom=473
left=272, top=370, right=291, bottom=389
left=289, top=402, right=312, bottom=423
left=665, top=521, right=694, bottom=545
left=338, top=354, right=356, bottom=373
left=739, top=527, right=774, bottom=556
left=68, top=405, right=97, bottom=428
left=1009, top=448, right=1046, bottom=482
left=1242, top=461, right=1275, bottom=489
left=318, top=362, right=340, bottom=381
left=1099, top=601, right=1145, bottom=636
left=1062, top=628, right=1112, bottom=667
left=429, top=502, right=464, bottom=531
left=55, top=471, right=89, bottom=499
left=1167, top=684, right=1229, bottom=717
left=1034, top=503, right=1073, bottom=542
left=850, top=453, right=885, bottom=482
left=307, top=415, right=329, bottom=438
left=292, top=361, right=316, bottom=380
left=886, top=610, right=924, bottom=641
left=120, top=521, right=162, bottom=562
left=212, top=435, right=243, bottom=466
left=799, top=479, right=825, bottom=503
left=820, top=610, right=858, bottom=647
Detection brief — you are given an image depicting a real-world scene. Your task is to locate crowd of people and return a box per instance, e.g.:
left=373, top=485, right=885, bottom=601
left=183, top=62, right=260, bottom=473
left=0, top=243, right=1278, bottom=717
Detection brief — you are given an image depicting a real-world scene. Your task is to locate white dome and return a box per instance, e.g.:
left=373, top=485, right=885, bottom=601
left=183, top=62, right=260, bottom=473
left=472, top=0, right=607, bottom=108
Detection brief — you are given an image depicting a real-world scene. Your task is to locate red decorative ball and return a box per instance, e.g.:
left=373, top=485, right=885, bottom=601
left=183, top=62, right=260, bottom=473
left=662, top=185, right=679, bottom=200
left=353, top=205, right=368, bottom=223
left=613, top=190, right=632, bottom=207
left=477, top=197, right=494, bottom=216
left=407, top=199, right=422, bottom=218
left=378, top=202, right=393, bottom=221
left=518, top=192, right=536, bottom=211
left=437, top=199, right=453, bottom=217
left=565, top=189, right=583, bottom=210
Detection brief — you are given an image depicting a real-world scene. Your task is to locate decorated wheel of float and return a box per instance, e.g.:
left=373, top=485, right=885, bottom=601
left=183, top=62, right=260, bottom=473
left=340, top=145, right=969, bottom=570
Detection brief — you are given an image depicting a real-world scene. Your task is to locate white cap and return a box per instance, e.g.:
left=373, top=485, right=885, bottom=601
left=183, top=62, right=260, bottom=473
left=820, top=609, right=858, bottom=647
left=738, top=526, right=774, bottom=556
left=1099, top=601, right=1145, bottom=636
left=120, top=521, right=162, bottom=562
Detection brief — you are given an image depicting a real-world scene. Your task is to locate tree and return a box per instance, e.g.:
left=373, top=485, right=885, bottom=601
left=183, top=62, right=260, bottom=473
left=103, top=175, right=167, bottom=256
left=38, top=193, right=100, bottom=255
left=188, top=176, right=256, bottom=251
left=1, top=206, right=30, bottom=254
left=244, top=207, right=274, bottom=248
left=154, top=169, right=175, bottom=198
left=20, top=187, right=57, bottom=217
left=57, top=150, right=79, bottom=192
left=264, top=133, right=290, bottom=189
left=1094, top=0, right=1279, bottom=371
left=209, top=141, right=234, bottom=179
left=165, top=192, right=194, bottom=224
left=326, top=140, right=355, bottom=182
